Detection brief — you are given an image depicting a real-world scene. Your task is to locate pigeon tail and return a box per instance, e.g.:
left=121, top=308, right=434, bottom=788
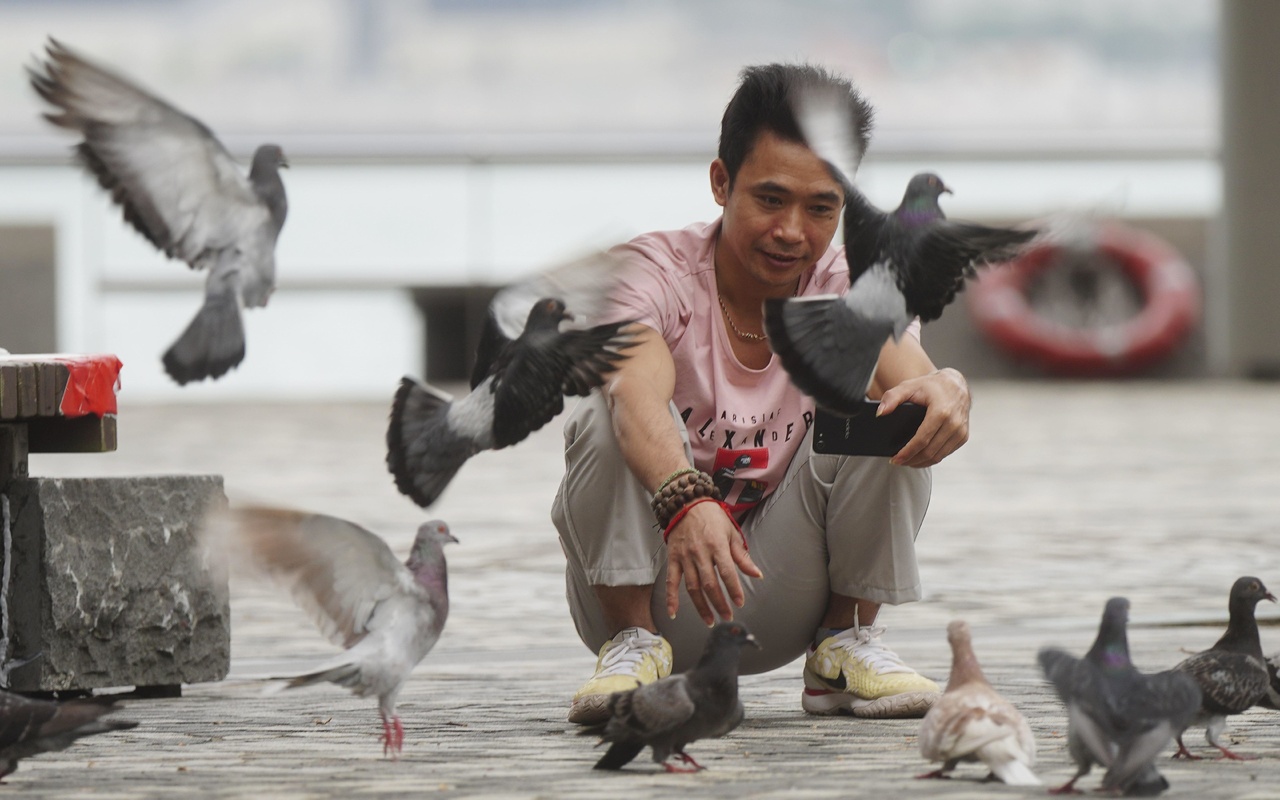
left=386, top=377, right=465, bottom=508
left=763, top=295, right=893, bottom=415
left=276, top=662, right=362, bottom=691
left=162, top=290, right=245, bottom=385
left=593, top=740, right=646, bottom=771
left=986, top=753, right=1041, bottom=787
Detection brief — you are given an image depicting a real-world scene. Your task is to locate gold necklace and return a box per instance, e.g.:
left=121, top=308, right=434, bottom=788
left=717, top=293, right=768, bottom=342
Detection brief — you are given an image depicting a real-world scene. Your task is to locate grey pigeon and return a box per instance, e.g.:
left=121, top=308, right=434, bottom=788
left=211, top=507, right=454, bottom=757
left=763, top=88, right=1035, bottom=414
left=1039, top=597, right=1202, bottom=796
left=0, top=691, right=137, bottom=780
left=589, top=622, right=759, bottom=772
left=917, top=620, right=1038, bottom=785
left=1259, top=651, right=1280, bottom=711
left=1172, top=575, right=1276, bottom=761
left=28, top=39, right=288, bottom=386
left=387, top=297, right=636, bottom=508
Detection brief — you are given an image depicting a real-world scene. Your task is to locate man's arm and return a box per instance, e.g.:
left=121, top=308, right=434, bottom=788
left=866, top=334, right=972, bottom=468
left=604, top=324, right=761, bottom=625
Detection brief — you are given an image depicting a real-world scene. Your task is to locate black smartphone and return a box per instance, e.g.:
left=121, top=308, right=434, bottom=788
left=811, top=401, right=926, bottom=458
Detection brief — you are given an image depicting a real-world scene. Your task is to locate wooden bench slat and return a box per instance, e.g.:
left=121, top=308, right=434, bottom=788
left=17, top=364, right=38, bottom=417
left=37, top=363, right=59, bottom=416
left=0, top=364, right=16, bottom=419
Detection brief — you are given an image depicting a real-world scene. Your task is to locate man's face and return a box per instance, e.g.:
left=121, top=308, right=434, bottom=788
left=711, top=130, right=844, bottom=293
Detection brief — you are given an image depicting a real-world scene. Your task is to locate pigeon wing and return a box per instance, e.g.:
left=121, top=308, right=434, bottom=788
left=215, top=507, right=417, bottom=649
left=763, top=286, right=899, bottom=415
left=606, top=676, right=698, bottom=742
left=1176, top=651, right=1269, bottom=715
left=29, top=39, right=267, bottom=270
left=790, top=82, right=870, bottom=189
left=490, top=323, right=635, bottom=449
left=486, top=249, right=631, bottom=343
left=897, top=221, right=1036, bottom=323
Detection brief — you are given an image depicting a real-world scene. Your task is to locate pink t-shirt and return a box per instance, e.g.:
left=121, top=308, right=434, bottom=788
left=609, top=219, right=920, bottom=513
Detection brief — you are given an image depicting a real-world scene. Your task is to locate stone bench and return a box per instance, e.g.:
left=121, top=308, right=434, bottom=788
left=0, top=354, right=229, bottom=694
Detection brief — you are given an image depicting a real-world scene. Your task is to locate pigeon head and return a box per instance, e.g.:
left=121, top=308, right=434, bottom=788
left=1085, top=597, right=1133, bottom=672
left=944, top=619, right=987, bottom=688
left=524, top=297, right=572, bottom=332
left=408, top=520, right=457, bottom=567
left=905, top=172, right=951, bottom=200
left=893, top=172, right=951, bottom=224
left=1229, top=576, right=1277, bottom=610
left=711, top=621, right=761, bottom=650
left=251, top=143, right=289, bottom=173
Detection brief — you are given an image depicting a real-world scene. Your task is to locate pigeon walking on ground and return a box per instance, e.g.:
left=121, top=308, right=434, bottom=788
left=763, top=89, right=1035, bottom=415
left=917, top=620, right=1039, bottom=785
left=1039, top=597, right=1202, bottom=796
left=1172, top=576, right=1276, bottom=761
left=28, top=38, right=288, bottom=386
left=208, top=507, right=455, bottom=757
left=588, top=622, right=759, bottom=772
left=387, top=296, right=636, bottom=508
left=0, top=691, right=137, bottom=780
left=1259, top=652, right=1280, bottom=711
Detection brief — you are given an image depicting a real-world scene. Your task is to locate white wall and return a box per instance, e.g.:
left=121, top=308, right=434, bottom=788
left=0, top=155, right=1220, bottom=400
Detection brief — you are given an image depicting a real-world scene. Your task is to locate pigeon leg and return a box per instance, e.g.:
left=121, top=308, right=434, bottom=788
left=1212, top=744, right=1255, bottom=762
left=1047, top=776, right=1083, bottom=795
left=1170, top=737, right=1201, bottom=761
left=914, top=768, right=951, bottom=780
left=662, top=751, right=705, bottom=773
left=380, top=712, right=397, bottom=759
left=392, top=715, right=405, bottom=755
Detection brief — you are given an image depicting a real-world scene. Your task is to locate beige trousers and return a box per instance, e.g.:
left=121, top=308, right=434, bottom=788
left=551, top=392, right=932, bottom=674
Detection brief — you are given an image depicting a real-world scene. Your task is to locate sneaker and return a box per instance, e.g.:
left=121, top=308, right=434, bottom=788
left=801, top=624, right=940, bottom=718
left=568, top=627, right=673, bottom=725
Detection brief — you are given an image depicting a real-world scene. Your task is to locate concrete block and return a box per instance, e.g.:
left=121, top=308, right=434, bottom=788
left=0, top=475, right=229, bottom=692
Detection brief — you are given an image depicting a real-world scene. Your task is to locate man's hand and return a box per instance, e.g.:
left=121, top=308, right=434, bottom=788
left=876, top=367, right=971, bottom=468
left=665, top=501, right=762, bottom=625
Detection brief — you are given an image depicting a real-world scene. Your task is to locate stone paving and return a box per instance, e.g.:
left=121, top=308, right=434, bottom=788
left=12, top=379, right=1280, bottom=798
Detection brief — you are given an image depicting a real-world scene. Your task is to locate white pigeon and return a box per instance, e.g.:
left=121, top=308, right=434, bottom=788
left=210, top=507, right=455, bottom=758
left=918, top=620, right=1039, bottom=786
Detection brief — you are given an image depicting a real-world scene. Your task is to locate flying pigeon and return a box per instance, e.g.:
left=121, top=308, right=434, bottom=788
left=1172, top=575, right=1276, bottom=761
left=1038, top=597, right=1202, bottom=796
left=387, top=297, right=636, bottom=508
left=209, top=507, right=455, bottom=757
left=917, top=620, right=1039, bottom=785
left=0, top=691, right=137, bottom=780
left=588, top=622, right=759, bottom=772
left=762, top=90, right=1035, bottom=415
left=28, top=38, right=288, bottom=386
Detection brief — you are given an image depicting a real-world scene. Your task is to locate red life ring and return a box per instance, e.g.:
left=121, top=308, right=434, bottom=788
left=966, top=225, right=1201, bottom=376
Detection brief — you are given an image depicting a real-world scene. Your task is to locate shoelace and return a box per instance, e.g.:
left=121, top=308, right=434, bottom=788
left=595, top=634, right=660, bottom=678
left=837, top=625, right=914, bottom=675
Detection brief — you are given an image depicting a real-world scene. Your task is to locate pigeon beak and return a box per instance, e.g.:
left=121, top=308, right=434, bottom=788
left=941, top=185, right=953, bottom=195
left=280, top=156, right=290, bottom=169
left=1267, top=591, right=1277, bottom=603
left=746, top=633, right=762, bottom=649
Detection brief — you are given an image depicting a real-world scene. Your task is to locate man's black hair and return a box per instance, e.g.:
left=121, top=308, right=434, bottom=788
left=717, top=63, right=874, bottom=186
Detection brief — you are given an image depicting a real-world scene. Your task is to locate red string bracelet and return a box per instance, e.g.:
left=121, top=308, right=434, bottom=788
left=662, top=498, right=748, bottom=551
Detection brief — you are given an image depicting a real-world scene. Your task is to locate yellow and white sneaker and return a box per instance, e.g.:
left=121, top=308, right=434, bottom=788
left=568, top=627, right=673, bottom=725
left=801, top=624, right=940, bottom=718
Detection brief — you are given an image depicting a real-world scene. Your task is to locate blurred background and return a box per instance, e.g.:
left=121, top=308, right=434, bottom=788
left=1, top=0, right=1268, bottom=401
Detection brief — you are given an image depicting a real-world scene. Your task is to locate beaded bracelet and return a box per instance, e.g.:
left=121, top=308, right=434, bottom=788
left=655, top=467, right=699, bottom=496
left=651, top=469, right=721, bottom=529
left=662, top=498, right=748, bottom=550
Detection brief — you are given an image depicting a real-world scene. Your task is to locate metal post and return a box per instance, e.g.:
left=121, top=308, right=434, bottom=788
left=1221, top=0, right=1280, bottom=377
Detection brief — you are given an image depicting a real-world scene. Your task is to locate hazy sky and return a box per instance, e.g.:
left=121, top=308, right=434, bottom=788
left=0, top=0, right=1217, bottom=153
